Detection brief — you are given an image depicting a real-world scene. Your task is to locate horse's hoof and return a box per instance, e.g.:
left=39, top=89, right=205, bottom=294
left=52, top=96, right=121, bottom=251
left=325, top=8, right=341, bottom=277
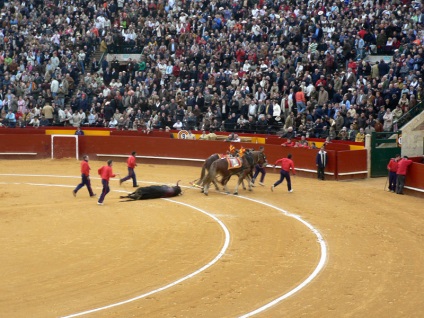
left=204, top=192, right=208, bottom=196
left=225, top=191, right=230, bottom=194
left=201, top=189, right=204, bottom=193
left=248, top=188, right=252, bottom=192
left=233, top=192, right=239, bottom=195
left=242, top=187, right=246, bottom=190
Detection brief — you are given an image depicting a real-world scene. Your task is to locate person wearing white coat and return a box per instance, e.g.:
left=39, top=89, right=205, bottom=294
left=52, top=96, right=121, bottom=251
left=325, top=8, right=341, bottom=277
left=273, top=101, right=281, bottom=122
left=50, top=78, right=59, bottom=97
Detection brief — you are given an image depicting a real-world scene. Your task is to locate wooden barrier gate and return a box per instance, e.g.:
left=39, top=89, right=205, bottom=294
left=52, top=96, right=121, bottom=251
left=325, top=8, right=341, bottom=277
left=370, top=132, right=401, bottom=177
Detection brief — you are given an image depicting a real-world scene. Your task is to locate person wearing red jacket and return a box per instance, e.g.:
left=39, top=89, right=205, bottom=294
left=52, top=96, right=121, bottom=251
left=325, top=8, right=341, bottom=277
left=271, top=153, right=296, bottom=193
left=396, top=156, right=413, bottom=195
left=97, top=160, right=119, bottom=205
left=281, top=138, right=296, bottom=147
left=386, top=154, right=401, bottom=192
left=73, top=155, right=96, bottom=198
left=120, top=151, right=139, bottom=187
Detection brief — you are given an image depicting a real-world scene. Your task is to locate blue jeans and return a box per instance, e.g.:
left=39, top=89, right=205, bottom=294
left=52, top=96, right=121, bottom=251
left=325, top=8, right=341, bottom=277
left=79, top=61, right=85, bottom=74
left=296, top=102, right=306, bottom=113
left=74, top=174, right=95, bottom=196
left=98, top=179, right=110, bottom=203
left=273, top=170, right=292, bottom=191
left=388, top=171, right=397, bottom=191
left=120, top=167, right=137, bottom=186
left=253, top=165, right=266, bottom=183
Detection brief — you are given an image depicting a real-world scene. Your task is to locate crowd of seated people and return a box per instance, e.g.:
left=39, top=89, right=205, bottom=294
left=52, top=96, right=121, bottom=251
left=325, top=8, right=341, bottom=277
left=0, top=0, right=422, bottom=141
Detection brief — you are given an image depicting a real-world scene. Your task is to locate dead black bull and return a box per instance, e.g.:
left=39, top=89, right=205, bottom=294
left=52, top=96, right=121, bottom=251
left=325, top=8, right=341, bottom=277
left=120, top=181, right=182, bottom=201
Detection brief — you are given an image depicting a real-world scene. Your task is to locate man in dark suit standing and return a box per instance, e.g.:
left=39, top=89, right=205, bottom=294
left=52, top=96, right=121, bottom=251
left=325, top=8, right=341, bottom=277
left=316, top=146, right=327, bottom=180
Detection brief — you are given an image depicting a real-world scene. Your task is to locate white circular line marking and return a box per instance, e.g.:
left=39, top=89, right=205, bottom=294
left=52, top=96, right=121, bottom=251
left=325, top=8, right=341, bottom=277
left=63, top=197, right=231, bottom=318
left=1, top=174, right=328, bottom=317
left=0, top=179, right=230, bottom=317
left=233, top=195, right=327, bottom=317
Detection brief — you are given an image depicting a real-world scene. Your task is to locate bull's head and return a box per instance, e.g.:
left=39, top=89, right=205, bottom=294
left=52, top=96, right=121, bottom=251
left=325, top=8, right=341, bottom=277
left=174, top=180, right=182, bottom=196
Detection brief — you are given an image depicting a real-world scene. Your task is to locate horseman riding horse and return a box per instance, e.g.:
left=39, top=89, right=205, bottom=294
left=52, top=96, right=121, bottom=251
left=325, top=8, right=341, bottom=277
left=192, top=145, right=243, bottom=190
left=201, top=149, right=267, bottom=195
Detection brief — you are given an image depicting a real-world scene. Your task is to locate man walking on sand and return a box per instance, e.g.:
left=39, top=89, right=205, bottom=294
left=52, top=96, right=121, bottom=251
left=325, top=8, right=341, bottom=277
left=271, top=153, right=296, bottom=193
left=73, top=155, right=96, bottom=198
left=97, top=160, right=119, bottom=205
left=120, top=151, right=139, bottom=187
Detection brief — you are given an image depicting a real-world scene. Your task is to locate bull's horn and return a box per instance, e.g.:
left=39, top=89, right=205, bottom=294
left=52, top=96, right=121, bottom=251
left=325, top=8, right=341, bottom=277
left=176, top=180, right=181, bottom=186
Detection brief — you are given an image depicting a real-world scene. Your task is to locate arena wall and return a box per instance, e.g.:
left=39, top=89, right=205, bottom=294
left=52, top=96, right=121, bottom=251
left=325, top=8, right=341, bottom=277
left=0, top=131, right=423, bottom=192
left=404, top=160, right=424, bottom=198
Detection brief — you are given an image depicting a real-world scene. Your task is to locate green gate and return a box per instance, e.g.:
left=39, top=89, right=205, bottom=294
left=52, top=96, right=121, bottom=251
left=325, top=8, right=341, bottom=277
left=370, top=132, right=401, bottom=177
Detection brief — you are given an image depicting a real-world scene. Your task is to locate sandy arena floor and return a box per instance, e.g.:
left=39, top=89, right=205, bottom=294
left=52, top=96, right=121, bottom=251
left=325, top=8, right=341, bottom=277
left=0, top=159, right=423, bottom=318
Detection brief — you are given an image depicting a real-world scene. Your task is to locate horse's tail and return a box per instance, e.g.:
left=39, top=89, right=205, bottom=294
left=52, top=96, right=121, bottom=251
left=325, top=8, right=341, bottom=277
left=204, top=160, right=218, bottom=186
left=199, top=154, right=217, bottom=185
left=200, top=163, right=207, bottom=182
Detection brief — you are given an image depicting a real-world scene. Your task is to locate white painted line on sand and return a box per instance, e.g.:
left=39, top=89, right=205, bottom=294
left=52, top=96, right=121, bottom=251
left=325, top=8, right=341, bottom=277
left=0, top=178, right=230, bottom=318
left=1, top=174, right=327, bottom=317
left=235, top=195, right=327, bottom=318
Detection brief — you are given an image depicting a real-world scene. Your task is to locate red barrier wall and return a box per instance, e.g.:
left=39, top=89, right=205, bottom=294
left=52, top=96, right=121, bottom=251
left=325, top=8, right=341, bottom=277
left=0, top=127, right=46, bottom=134
left=2, top=132, right=422, bottom=194
left=0, top=133, right=365, bottom=182
left=261, top=145, right=337, bottom=180
left=405, top=161, right=424, bottom=198
left=337, top=150, right=368, bottom=180
left=0, top=135, right=50, bottom=159
left=325, top=143, right=351, bottom=151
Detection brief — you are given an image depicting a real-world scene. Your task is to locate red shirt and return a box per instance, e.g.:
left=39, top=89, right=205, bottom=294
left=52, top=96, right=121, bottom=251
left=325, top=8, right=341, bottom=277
left=274, top=158, right=296, bottom=174
left=127, top=155, right=137, bottom=169
left=295, top=91, right=306, bottom=103
left=396, top=159, right=413, bottom=175
left=387, top=158, right=398, bottom=172
left=81, top=160, right=91, bottom=176
left=281, top=141, right=295, bottom=147
left=358, top=29, right=367, bottom=39
left=347, top=61, right=357, bottom=74
left=98, top=165, right=116, bottom=181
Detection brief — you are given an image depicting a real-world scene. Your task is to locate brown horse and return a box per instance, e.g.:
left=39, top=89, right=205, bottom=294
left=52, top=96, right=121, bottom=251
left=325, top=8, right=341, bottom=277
left=193, top=150, right=262, bottom=191
left=192, top=153, right=223, bottom=190
left=202, top=150, right=267, bottom=195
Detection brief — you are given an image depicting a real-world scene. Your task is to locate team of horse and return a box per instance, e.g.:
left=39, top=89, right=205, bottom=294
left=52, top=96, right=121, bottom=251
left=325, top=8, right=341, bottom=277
left=192, top=148, right=267, bottom=196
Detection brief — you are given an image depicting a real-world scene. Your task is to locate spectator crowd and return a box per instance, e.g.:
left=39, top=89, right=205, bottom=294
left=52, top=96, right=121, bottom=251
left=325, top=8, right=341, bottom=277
left=0, top=0, right=423, bottom=142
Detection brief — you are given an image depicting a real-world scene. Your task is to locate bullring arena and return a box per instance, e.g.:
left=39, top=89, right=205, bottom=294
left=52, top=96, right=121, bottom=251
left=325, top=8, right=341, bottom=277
left=1, top=158, right=423, bottom=318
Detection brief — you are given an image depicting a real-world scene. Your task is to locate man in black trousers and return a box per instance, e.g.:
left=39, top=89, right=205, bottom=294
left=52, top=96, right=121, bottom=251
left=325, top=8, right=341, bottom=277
left=316, top=146, right=327, bottom=180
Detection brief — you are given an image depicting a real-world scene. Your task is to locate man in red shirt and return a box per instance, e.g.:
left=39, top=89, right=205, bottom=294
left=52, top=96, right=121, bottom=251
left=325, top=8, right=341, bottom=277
left=281, top=138, right=295, bottom=147
left=396, top=156, right=413, bottom=195
left=73, top=155, right=96, bottom=198
left=295, top=89, right=306, bottom=114
left=120, top=151, right=139, bottom=187
left=386, top=154, right=400, bottom=192
left=97, top=160, right=119, bottom=205
left=271, top=153, right=296, bottom=193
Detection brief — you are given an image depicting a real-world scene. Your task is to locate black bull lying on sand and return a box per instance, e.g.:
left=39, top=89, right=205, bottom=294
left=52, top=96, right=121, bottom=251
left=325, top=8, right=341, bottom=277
left=120, top=181, right=182, bottom=201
